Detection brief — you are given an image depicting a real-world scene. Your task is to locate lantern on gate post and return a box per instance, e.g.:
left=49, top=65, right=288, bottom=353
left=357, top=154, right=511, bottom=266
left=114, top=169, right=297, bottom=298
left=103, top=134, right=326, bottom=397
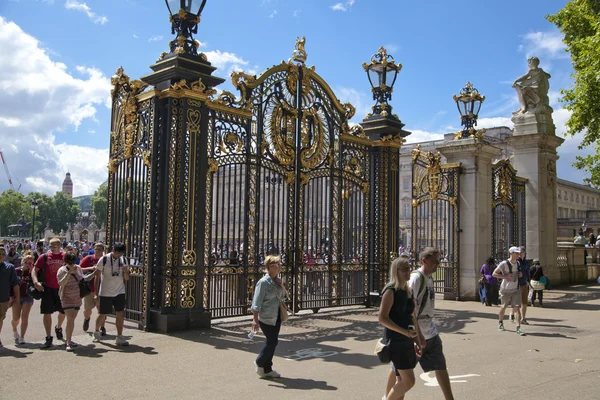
left=452, top=82, right=486, bottom=139
left=362, top=46, right=402, bottom=118
left=164, top=0, right=207, bottom=56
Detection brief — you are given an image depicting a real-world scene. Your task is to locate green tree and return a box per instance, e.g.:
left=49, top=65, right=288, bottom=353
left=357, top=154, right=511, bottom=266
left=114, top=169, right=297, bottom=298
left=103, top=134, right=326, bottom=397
left=547, top=0, right=600, bottom=187
left=0, top=190, right=27, bottom=237
left=91, top=183, right=108, bottom=228
left=48, top=191, right=80, bottom=233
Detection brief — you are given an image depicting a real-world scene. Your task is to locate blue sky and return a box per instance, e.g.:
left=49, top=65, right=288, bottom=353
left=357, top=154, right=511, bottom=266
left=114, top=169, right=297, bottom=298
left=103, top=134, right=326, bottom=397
left=0, top=0, right=587, bottom=196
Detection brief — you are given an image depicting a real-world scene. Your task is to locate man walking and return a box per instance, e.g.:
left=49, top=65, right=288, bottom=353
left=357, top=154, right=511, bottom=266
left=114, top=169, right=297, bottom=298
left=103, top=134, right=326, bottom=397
left=79, top=242, right=106, bottom=333
left=384, top=248, right=455, bottom=400
left=0, top=247, right=20, bottom=349
left=493, top=246, right=525, bottom=336
left=93, top=243, right=130, bottom=346
left=517, top=247, right=530, bottom=325
left=31, top=237, right=66, bottom=349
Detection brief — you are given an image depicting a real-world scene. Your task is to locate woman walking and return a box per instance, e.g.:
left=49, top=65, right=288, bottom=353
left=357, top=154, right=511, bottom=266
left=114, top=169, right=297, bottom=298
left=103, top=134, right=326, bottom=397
left=57, top=252, right=84, bottom=351
left=251, top=255, right=286, bottom=379
left=379, top=256, right=421, bottom=400
left=11, top=252, right=34, bottom=344
left=480, top=257, right=499, bottom=306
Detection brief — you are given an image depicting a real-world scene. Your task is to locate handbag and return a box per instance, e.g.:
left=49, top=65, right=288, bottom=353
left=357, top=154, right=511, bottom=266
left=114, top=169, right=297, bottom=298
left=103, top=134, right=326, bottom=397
left=479, top=275, right=487, bottom=285
left=374, top=338, right=391, bottom=363
left=79, top=276, right=92, bottom=298
left=27, top=254, right=47, bottom=300
left=530, top=280, right=545, bottom=291
left=279, top=300, right=289, bottom=323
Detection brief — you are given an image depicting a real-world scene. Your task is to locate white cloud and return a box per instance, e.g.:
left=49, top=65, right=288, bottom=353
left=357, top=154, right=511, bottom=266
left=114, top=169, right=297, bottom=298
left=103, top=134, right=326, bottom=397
left=64, top=0, right=108, bottom=25
left=268, top=10, right=277, bottom=18
left=405, top=129, right=445, bottom=144
left=148, top=35, right=163, bottom=42
left=133, top=34, right=139, bottom=39
left=293, top=9, right=301, bottom=17
left=0, top=17, right=111, bottom=196
left=331, top=0, right=355, bottom=11
left=519, top=30, right=568, bottom=60
left=205, top=50, right=250, bottom=76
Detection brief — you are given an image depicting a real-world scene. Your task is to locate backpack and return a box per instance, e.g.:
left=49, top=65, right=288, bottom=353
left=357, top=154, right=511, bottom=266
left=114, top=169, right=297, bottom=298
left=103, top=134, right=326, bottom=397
left=411, top=270, right=428, bottom=318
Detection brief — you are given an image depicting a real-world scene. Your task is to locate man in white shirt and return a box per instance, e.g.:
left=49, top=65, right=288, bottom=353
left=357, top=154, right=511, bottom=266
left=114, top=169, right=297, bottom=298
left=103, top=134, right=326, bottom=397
left=493, top=246, right=525, bottom=336
left=93, top=242, right=130, bottom=346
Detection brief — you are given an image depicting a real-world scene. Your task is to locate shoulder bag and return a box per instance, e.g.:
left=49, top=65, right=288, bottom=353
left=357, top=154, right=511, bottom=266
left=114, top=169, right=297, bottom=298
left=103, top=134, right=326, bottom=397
left=27, top=254, right=47, bottom=300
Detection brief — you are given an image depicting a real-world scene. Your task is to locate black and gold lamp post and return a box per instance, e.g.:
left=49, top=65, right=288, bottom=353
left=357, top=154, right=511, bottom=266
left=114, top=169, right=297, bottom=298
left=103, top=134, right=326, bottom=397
left=164, top=0, right=206, bottom=56
left=452, top=82, right=486, bottom=139
left=360, top=47, right=411, bottom=298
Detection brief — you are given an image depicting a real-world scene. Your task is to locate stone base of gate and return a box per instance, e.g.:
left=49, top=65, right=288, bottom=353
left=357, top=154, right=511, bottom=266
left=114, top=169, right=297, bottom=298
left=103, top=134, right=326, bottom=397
left=149, top=310, right=211, bottom=333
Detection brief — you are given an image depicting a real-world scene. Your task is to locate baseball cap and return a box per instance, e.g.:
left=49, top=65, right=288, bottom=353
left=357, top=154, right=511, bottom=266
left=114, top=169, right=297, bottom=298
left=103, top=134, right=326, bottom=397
left=533, top=258, right=540, bottom=264
left=509, top=246, right=520, bottom=254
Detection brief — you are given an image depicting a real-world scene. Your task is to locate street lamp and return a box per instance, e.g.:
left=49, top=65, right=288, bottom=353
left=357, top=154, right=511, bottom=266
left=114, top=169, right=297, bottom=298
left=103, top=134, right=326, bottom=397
left=453, top=82, right=486, bottom=139
left=30, top=200, right=39, bottom=242
left=164, top=0, right=207, bottom=56
left=362, top=46, right=402, bottom=118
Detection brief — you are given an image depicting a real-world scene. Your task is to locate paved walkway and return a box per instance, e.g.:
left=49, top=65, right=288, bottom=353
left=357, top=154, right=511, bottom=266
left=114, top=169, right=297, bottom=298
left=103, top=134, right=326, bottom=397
left=1, top=284, right=599, bottom=399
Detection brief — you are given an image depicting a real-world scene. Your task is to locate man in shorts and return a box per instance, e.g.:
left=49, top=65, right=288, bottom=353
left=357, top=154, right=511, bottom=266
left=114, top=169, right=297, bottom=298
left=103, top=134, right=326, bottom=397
left=79, top=242, right=106, bottom=333
left=32, top=237, right=66, bottom=349
left=93, top=242, right=130, bottom=346
left=384, top=247, right=455, bottom=400
left=0, top=247, right=20, bottom=349
left=493, top=246, right=525, bottom=336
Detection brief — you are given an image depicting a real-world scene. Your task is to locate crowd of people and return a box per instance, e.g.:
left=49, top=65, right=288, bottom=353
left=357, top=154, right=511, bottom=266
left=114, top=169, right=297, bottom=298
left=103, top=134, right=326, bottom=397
left=0, top=237, right=132, bottom=351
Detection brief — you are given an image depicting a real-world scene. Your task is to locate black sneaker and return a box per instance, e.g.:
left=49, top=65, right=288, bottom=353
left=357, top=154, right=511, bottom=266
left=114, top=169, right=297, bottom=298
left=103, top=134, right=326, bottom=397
left=83, top=318, right=90, bottom=332
left=55, top=326, right=64, bottom=340
left=100, top=326, right=107, bottom=336
left=41, top=336, right=53, bottom=349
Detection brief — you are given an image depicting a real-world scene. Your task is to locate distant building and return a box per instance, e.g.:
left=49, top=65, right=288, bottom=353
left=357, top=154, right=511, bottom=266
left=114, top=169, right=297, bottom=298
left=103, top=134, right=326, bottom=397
left=62, top=172, right=73, bottom=198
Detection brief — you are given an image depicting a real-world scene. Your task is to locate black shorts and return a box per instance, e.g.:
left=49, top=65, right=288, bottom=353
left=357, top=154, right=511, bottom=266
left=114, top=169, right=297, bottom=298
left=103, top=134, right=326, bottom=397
left=99, top=294, right=126, bottom=315
left=40, top=287, right=65, bottom=315
left=389, top=337, right=418, bottom=371
left=393, top=334, right=447, bottom=374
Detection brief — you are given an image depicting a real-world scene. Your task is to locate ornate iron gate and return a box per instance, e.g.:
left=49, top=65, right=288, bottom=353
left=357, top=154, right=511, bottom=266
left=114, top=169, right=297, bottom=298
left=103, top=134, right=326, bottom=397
left=491, top=160, right=526, bottom=262
left=205, top=61, right=371, bottom=317
left=411, top=148, right=460, bottom=297
left=106, top=69, right=153, bottom=328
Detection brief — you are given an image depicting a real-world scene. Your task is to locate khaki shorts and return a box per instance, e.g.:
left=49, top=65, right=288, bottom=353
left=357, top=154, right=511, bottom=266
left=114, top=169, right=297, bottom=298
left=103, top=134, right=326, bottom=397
left=520, top=285, right=529, bottom=304
left=83, top=293, right=97, bottom=311
left=500, top=290, right=521, bottom=307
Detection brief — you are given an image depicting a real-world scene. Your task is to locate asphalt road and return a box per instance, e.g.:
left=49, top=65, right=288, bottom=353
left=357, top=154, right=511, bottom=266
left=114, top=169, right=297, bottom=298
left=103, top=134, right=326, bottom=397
left=1, top=284, right=599, bottom=399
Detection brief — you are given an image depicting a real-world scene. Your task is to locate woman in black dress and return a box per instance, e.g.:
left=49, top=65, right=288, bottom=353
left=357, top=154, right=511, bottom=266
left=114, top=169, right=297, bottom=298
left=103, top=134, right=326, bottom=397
left=378, top=256, right=421, bottom=400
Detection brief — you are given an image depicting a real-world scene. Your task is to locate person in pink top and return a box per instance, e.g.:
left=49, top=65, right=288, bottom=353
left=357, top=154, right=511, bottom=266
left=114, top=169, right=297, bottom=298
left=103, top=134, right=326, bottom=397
left=31, top=237, right=66, bottom=349
left=79, top=242, right=105, bottom=333
left=57, top=252, right=84, bottom=352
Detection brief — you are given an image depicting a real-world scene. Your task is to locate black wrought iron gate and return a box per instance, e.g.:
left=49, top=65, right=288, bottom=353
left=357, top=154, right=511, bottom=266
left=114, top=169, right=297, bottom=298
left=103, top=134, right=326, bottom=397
left=206, top=62, right=371, bottom=317
left=491, top=160, right=526, bottom=262
left=411, top=148, right=460, bottom=297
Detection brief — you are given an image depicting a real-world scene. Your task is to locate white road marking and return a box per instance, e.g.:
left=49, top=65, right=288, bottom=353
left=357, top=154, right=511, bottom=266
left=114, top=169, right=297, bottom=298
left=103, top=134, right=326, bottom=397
left=420, top=372, right=480, bottom=387
left=284, top=348, right=339, bottom=360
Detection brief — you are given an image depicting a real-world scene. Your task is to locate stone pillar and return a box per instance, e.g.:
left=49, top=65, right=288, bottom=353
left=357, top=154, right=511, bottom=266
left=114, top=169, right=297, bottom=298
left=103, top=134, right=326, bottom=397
left=439, top=138, right=502, bottom=300
left=507, top=131, right=563, bottom=283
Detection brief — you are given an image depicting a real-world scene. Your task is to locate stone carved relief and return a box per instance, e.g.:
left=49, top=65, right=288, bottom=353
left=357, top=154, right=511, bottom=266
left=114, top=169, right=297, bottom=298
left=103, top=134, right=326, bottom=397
left=547, top=160, right=556, bottom=187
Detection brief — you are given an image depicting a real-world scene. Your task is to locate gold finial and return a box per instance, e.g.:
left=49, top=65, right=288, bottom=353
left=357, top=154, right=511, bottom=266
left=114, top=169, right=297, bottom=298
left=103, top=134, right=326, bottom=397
left=292, top=36, right=307, bottom=64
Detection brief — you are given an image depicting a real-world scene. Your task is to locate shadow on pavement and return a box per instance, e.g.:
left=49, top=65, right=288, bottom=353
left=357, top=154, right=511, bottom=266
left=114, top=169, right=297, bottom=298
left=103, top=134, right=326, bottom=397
left=267, top=377, right=338, bottom=391
left=97, top=342, right=159, bottom=355
left=73, top=344, right=109, bottom=358
left=0, top=347, right=33, bottom=358
left=524, top=332, right=576, bottom=340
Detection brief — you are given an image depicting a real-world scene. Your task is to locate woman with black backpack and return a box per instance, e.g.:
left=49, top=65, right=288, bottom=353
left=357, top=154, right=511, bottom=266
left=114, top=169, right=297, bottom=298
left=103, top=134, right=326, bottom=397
left=378, top=256, right=421, bottom=400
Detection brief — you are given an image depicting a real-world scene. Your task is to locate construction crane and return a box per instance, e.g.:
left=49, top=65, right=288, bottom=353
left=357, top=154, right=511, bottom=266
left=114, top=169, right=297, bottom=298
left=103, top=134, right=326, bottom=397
left=0, top=148, right=21, bottom=192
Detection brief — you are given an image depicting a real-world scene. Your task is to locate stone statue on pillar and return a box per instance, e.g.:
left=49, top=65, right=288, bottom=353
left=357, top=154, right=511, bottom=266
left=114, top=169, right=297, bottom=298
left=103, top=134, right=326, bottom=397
left=511, top=57, right=555, bottom=135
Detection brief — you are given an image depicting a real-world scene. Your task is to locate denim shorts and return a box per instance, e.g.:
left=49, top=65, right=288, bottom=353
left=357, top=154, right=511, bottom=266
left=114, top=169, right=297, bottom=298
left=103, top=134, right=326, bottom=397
left=20, top=297, right=34, bottom=305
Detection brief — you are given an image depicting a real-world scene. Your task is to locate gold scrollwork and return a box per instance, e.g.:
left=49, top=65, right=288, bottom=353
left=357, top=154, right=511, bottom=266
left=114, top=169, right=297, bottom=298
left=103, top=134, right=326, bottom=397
left=181, top=269, right=196, bottom=277
left=180, top=279, right=196, bottom=308
left=207, top=158, right=218, bottom=174
left=181, top=249, right=197, bottom=266
left=300, top=173, right=309, bottom=185
left=285, top=171, right=295, bottom=184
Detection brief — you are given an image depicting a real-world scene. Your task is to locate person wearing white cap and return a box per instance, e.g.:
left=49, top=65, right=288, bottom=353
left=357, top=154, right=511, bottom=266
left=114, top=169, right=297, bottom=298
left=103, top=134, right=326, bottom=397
left=492, top=246, right=525, bottom=335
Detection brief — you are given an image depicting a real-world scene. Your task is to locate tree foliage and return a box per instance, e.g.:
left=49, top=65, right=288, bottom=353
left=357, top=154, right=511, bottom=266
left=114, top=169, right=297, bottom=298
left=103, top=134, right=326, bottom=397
left=91, top=183, right=108, bottom=228
left=49, top=192, right=80, bottom=234
left=0, top=190, right=27, bottom=237
left=547, top=0, right=600, bottom=187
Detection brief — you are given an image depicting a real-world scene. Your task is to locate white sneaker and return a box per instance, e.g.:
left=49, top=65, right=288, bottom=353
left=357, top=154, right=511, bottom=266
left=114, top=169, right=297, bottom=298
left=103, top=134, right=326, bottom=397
left=17, top=337, right=25, bottom=345
left=254, top=362, right=266, bottom=378
left=116, top=335, right=129, bottom=346
left=263, top=370, right=281, bottom=379
left=13, top=331, right=20, bottom=340
left=93, top=331, right=101, bottom=342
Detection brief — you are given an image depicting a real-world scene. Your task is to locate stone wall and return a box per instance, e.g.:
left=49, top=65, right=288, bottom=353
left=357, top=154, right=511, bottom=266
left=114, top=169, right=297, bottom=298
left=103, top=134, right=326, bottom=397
left=553, top=242, right=599, bottom=286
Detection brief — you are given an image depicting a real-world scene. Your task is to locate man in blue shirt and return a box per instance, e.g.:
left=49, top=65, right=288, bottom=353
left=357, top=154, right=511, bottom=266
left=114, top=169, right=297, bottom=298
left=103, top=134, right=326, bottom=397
left=0, top=247, right=20, bottom=348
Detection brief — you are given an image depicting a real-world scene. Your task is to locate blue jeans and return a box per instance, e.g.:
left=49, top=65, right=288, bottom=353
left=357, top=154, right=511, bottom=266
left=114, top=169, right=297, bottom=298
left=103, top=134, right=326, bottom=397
left=256, top=315, right=281, bottom=373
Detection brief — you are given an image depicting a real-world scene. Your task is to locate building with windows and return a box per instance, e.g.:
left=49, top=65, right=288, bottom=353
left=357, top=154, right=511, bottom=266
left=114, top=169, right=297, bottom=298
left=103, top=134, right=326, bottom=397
left=556, top=179, right=600, bottom=239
